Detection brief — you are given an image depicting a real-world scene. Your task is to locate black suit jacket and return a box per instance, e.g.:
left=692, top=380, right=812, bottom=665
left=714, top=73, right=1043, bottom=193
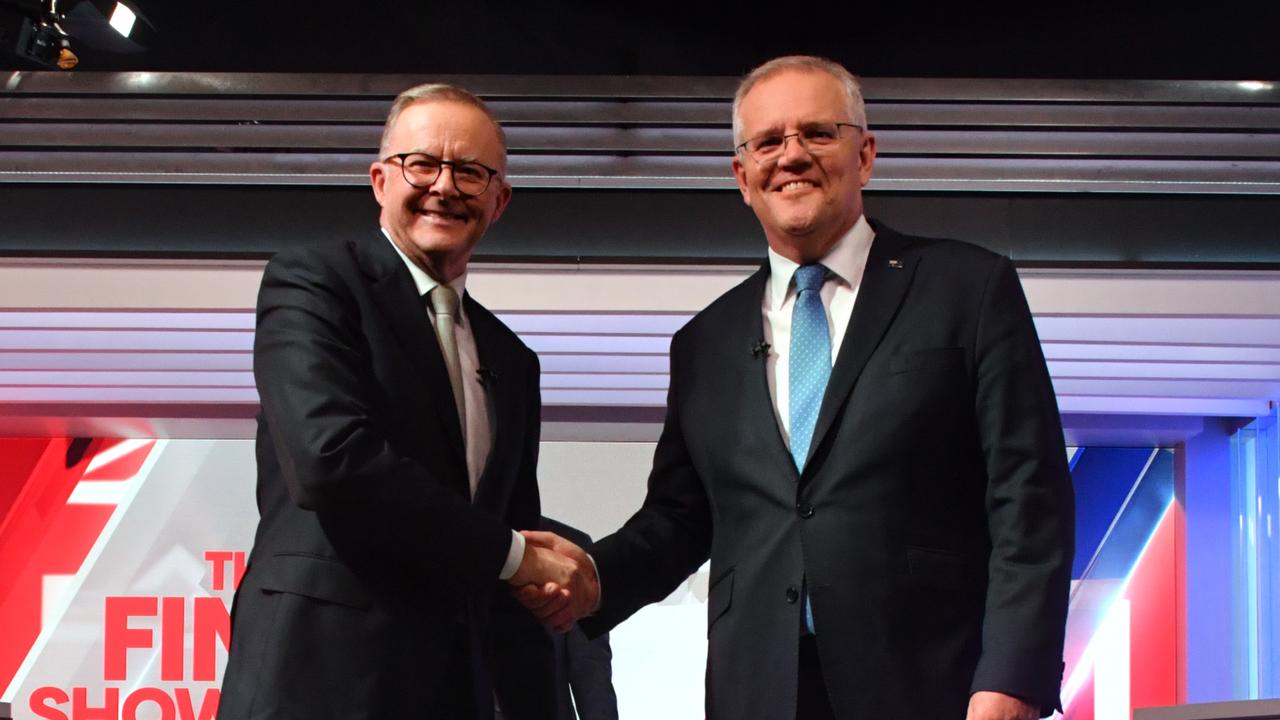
left=218, top=233, right=555, bottom=720
left=581, top=221, right=1075, bottom=719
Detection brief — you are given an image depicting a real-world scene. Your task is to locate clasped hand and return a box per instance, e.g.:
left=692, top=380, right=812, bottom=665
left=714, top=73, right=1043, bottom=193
left=506, top=530, right=600, bottom=633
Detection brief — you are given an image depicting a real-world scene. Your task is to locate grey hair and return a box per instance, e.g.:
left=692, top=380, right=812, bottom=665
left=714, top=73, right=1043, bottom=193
left=731, top=55, right=867, bottom=147
left=378, top=83, right=508, bottom=165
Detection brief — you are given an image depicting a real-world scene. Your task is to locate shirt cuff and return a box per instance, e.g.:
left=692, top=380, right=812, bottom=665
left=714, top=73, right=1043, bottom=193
left=586, top=552, right=602, bottom=613
left=498, top=529, right=525, bottom=581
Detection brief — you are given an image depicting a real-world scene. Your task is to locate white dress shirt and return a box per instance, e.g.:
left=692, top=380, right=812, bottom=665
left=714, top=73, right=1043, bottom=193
left=762, top=215, right=876, bottom=448
left=383, top=229, right=525, bottom=579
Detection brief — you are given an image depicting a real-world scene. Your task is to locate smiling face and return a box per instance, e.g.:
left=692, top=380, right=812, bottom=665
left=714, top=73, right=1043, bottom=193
left=370, top=99, right=511, bottom=282
left=731, top=68, right=876, bottom=263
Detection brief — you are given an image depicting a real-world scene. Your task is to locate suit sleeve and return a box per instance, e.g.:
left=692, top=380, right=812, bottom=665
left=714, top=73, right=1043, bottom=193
left=254, top=250, right=515, bottom=593
left=565, top=628, right=619, bottom=720
left=581, top=328, right=714, bottom=636
left=968, top=255, right=1075, bottom=714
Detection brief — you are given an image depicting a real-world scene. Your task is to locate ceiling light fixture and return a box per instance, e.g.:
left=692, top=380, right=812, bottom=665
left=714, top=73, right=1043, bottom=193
left=106, top=1, right=132, bottom=36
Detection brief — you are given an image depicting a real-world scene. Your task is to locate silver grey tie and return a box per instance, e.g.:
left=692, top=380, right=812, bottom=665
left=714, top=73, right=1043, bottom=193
left=428, top=285, right=466, bottom=439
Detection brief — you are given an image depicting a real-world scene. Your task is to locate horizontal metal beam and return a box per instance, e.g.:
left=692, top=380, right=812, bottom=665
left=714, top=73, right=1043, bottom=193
left=6, top=72, right=1279, bottom=103
left=7, top=124, right=1280, bottom=159
left=6, top=152, right=1279, bottom=193
left=8, top=97, right=1280, bottom=130
left=2, top=72, right=1277, bottom=193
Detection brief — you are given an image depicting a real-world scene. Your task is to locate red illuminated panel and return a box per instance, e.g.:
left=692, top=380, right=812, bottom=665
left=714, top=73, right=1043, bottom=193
left=1127, top=504, right=1179, bottom=712
left=1063, top=502, right=1181, bottom=719
left=0, top=437, right=151, bottom=693
left=0, top=438, right=51, bottom=523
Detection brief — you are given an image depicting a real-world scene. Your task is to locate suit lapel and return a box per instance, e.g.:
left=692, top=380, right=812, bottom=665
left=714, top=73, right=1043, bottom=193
left=805, top=228, right=918, bottom=471
left=352, top=235, right=467, bottom=465
left=733, top=264, right=802, bottom=480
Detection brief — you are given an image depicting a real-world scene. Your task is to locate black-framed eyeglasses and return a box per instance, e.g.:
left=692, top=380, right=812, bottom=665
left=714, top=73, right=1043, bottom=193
left=734, top=122, right=862, bottom=164
left=381, top=152, right=501, bottom=196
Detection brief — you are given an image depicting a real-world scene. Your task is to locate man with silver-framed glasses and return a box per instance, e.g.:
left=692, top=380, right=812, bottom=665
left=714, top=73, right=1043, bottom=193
left=218, top=83, right=595, bottom=720
left=528, top=55, right=1074, bottom=719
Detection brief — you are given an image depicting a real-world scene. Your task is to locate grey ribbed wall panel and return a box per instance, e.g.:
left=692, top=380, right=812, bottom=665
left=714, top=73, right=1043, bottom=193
left=2, top=185, right=1277, bottom=265
left=2, top=72, right=1277, bottom=193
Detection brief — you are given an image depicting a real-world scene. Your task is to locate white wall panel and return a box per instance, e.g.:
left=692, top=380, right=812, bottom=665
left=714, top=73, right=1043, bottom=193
left=0, top=259, right=1276, bottom=431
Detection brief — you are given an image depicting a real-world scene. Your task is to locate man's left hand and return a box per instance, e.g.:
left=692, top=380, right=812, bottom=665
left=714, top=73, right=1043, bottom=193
left=966, top=691, right=1038, bottom=720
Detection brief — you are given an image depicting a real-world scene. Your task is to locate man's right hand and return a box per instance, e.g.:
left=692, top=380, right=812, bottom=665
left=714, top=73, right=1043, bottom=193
left=507, top=530, right=599, bottom=633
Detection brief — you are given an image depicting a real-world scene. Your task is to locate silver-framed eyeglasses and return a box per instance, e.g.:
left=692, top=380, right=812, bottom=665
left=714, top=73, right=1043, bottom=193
left=735, top=122, right=862, bottom=164
left=382, top=152, right=501, bottom=196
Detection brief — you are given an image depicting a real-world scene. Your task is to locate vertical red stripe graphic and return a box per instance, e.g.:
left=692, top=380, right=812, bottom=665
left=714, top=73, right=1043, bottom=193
left=1127, top=506, right=1179, bottom=712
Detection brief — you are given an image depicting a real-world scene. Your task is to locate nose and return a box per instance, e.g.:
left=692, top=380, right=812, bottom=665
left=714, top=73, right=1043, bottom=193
left=777, top=132, right=814, bottom=167
left=427, top=164, right=461, bottom=197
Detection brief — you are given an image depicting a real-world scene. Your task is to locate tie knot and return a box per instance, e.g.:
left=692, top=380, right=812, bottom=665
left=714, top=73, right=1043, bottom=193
left=793, top=264, right=827, bottom=293
left=428, top=284, right=460, bottom=320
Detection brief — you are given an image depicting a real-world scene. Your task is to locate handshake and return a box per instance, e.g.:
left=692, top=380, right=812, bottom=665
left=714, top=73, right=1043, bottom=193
left=506, top=530, right=601, bottom=633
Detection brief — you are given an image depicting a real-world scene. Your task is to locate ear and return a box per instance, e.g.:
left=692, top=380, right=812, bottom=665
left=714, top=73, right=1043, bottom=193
left=370, top=160, right=388, bottom=206
left=489, top=181, right=514, bottom=224
left=731, top=154, right=752, bottom=206
left=857, top=131, right=877, bottom=188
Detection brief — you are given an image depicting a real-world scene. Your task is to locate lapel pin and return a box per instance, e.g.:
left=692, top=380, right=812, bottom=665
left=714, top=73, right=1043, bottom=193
left=888, top=259, right=903, bottom=269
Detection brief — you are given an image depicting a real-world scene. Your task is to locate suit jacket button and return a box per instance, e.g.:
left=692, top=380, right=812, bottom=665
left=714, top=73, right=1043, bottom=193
left=797, top=502, right=815, bottom=518
left=785, top=586, right=800, bottom=604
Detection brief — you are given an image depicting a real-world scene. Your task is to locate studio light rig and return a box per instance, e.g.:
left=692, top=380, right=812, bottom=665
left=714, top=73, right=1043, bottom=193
left=1, top=0, right=152, bottom=69
left=2, top=0, right=77, bottom=68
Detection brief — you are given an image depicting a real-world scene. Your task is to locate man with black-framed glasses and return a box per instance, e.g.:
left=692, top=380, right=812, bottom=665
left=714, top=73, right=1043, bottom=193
left=219, top=83, right=594, bottom=720
left=535, top=55, right=1074, bottom=720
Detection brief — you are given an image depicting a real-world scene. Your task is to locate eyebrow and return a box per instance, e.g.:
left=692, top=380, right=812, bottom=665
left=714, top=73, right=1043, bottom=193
left=406, top=147, right=484, bottom=163
left=752, top=120, right=850, bottom=135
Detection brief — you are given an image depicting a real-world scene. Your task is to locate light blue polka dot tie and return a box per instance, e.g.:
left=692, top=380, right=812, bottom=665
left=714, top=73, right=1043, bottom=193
left=789, top=263, right=830, bottom=635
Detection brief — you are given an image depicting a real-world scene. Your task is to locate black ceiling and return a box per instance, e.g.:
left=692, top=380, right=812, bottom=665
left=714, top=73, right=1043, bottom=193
left=3, top=1, right=1279, bottom=79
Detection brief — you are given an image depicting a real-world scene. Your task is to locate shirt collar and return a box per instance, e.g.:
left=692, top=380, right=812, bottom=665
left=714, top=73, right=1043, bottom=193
left=766, top=214, right=875, bottom=311
left=381, top=227, right=468, bottom=322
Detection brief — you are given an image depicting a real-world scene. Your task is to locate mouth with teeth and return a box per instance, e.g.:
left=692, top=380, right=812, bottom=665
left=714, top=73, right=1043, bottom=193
left=775, top=179, right=818, bottom=193
left=415, top=206, right=469, bottom=224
